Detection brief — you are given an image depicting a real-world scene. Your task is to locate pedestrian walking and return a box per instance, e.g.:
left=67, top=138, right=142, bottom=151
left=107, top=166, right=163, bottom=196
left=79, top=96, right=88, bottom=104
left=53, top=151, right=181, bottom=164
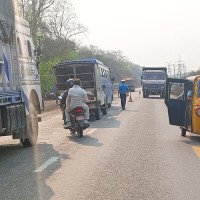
left=118, top=80, right=129, bottom=110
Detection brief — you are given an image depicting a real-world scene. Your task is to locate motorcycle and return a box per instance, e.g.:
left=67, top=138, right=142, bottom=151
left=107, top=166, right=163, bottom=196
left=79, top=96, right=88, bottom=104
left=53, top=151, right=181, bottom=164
left=69, top=107, right=90, bottom=138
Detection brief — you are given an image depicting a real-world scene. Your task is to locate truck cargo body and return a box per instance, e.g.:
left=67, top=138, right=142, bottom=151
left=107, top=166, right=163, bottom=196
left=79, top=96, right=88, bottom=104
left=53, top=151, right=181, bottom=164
left=54, top=59, right=113, bottom=120
left=141, top=67, right=167, bottom=98
left=0, top=0, right=43, bottom=146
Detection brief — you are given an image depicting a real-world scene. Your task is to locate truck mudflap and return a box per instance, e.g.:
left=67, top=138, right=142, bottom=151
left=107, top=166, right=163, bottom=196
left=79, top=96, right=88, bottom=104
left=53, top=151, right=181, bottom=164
left=0, top=103, right=26, bottom=136
left=87, top=100, right=98, bottom=110
left=86, top=100, right=101, bottom=120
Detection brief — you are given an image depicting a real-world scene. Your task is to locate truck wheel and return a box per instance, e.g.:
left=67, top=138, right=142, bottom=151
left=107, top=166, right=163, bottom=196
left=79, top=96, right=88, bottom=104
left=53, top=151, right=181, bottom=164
left=160, top=92, right=164, bottom=99
left=102, top=102, right=107, bottom=115
left=21, top=103, right=38, bottom=147
left=143, top=92, right=146, bottom=98
left=108, top=103, right=112, bottom=107
left=95, top=106, right=101, bottom=120
left=181, top=127, right=186, bottom=137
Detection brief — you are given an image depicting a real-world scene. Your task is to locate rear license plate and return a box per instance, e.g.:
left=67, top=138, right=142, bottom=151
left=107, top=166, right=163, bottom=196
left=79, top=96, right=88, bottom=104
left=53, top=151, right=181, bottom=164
left=88, top=103, right=96, bottom=109
left=76, top=116, right=84, bottom=120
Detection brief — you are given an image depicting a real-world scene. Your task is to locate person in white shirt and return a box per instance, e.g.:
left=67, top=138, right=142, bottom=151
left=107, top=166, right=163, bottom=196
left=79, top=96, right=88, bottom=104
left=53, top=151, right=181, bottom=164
left=65, top=78, right=89, bottom=128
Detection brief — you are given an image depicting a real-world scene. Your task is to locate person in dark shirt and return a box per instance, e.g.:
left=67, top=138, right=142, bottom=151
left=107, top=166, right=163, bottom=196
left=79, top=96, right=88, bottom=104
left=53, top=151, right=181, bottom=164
left=118, top=80, right=129, bottom=110
left=60, top=79, right=74, bottom=127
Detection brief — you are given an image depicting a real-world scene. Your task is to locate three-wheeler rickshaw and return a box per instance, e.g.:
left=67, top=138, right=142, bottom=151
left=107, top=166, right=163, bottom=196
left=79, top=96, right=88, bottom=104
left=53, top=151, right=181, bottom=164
left=165, top=76, right=200, bottom=137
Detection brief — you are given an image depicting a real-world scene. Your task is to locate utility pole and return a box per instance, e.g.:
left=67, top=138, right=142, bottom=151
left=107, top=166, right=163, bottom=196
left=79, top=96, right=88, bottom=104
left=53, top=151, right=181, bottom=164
left=176, top=56, right=185, bottom=78
left=172, top=64, right=176, bottom=78
left=166, top=62, right=172, bottom=77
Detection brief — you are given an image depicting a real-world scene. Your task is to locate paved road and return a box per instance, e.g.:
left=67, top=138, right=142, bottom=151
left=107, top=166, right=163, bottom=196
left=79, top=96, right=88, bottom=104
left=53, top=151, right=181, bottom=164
left=1, top=91, right=200, bottom=200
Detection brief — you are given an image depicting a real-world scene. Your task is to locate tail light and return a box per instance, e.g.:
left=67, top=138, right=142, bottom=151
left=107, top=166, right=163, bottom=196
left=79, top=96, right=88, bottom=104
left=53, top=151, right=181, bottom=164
left=75, top=108, right=83, bottom=113
left=88, top=97, right=94, bottom=100
left=195, top=107, right=200, bottom=116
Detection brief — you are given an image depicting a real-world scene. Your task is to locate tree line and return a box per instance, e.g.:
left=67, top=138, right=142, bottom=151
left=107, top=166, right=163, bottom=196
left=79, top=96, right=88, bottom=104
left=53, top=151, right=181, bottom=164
left=17, top=0, right=142, bottom=96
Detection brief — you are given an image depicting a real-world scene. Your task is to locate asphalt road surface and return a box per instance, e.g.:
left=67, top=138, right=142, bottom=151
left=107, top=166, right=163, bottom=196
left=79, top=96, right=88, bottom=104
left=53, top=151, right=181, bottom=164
left=1, top=91, right=200, bottom=200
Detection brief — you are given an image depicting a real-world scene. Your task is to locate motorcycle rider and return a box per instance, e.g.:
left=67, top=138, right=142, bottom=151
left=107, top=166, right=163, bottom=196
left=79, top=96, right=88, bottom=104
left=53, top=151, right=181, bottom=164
left=60, top=79, right=74, bottom=128
left=65, top=78, right=90, bottom=128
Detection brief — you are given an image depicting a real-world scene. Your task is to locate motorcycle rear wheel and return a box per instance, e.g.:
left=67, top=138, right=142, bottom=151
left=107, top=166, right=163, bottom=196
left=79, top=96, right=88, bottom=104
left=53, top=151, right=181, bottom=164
left=77, top=125, right=83, bottom=138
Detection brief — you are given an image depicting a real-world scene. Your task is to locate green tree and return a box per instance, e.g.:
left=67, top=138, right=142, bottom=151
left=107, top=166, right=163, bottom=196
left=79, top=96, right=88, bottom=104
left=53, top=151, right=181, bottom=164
left=39, top=58, right=60, bottom=96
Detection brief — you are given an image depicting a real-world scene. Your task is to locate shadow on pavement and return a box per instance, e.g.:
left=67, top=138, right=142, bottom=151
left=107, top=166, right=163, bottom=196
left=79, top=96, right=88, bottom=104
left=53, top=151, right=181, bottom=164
left=68, top=135, right=103, bottom=147
left=0, top=142, right=69, bottom=200
left=181, top=134, right=200, bottom=147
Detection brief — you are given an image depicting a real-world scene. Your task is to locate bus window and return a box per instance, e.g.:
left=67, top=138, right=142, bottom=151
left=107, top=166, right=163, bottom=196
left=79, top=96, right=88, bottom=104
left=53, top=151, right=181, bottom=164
left=197, top=81, right=200, bottom=98
left=27, top=40, right=32, bottom=57
left=17, top=37, right=22, bottom=55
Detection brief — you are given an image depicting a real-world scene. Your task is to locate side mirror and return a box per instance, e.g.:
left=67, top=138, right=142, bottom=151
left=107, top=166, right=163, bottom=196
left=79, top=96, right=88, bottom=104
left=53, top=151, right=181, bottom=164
left=197, top=81, right=200, bottom=98
left=141, top=76, right=143, bottom=79
left=102, top=85, right=105, bottom=89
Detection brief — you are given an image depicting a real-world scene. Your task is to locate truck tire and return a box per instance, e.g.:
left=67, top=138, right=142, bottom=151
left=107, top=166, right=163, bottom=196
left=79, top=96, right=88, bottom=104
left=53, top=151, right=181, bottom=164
left=181, top=127, right=186, bottom=137
left=160, top=92, right=164, bottom=99
left=21, top=103, right=38, bottom=147
left=102, top=101, right=107, bottom=115
left=143, top=92, right=146, bottom=98
left=95, top=106, right=101, bottom=120
left=108, top=103, right=112, bottom=107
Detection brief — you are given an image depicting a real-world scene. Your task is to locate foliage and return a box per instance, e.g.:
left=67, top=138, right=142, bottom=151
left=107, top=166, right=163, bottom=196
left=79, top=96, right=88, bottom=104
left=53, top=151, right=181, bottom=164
left=39, top=58, right=61, bottom=95
left=17, top=0, right=142, bottom=90
left=189, top=69, right=200, bottom=76
left=78, top=45, right=142, bottom=86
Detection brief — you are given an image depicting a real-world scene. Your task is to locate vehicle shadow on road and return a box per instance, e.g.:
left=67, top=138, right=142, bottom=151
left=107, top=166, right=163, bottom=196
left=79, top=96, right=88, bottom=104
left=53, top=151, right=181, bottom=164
left=181, top=135, right=200, bottom=146
left=0, top=142, right=69, bottom=200
left=68, top=135, right=103, bottom=147
left=90, top=105, right=122, bottom=129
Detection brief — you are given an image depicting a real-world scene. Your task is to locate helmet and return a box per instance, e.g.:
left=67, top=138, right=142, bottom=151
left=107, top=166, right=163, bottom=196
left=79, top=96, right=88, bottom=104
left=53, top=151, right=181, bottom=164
left=66, top=79, right=74, bottom=88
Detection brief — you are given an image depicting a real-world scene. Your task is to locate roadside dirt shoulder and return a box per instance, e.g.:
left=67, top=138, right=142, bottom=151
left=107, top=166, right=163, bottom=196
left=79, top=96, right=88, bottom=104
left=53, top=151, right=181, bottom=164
left=43, top=100, right=60, bottom=112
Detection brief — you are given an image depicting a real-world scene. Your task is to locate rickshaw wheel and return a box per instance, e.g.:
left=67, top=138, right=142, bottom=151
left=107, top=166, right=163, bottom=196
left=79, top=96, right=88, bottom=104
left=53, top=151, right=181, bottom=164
left=181, top=127, right=186, bottom=137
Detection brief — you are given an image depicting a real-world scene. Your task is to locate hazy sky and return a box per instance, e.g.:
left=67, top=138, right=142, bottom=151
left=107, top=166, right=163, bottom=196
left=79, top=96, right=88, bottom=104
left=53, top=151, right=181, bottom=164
left=72, top=0, right=200, bottom=71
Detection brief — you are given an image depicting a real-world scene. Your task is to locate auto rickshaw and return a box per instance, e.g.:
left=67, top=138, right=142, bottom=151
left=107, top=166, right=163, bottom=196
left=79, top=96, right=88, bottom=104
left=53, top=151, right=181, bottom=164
left=165, top=75, right=200, bottom=137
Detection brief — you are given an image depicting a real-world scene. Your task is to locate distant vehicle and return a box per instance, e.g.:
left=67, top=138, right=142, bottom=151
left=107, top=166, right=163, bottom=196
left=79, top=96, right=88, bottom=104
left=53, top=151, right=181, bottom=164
left=0, top=0, right=43, bottom=147
left=141, top=67, right=167, bottom=98
left=53, top=58, right=113, bottom=120
left=112, top=83, right=119, bottom=90
left=124, top=78, right=135, bottom=92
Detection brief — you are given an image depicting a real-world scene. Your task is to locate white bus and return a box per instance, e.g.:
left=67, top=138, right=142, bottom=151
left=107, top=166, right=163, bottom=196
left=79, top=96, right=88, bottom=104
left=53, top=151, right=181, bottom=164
left=0, top=1, right=43, bottom=146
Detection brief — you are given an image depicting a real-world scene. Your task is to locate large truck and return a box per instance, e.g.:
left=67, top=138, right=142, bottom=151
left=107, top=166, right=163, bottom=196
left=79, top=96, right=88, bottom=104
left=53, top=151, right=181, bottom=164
left=141, top=67, right=167, bottom=98
left=0, top=0, right=43, bottom=146
left=124, top=78, right=135, bottom=92
left=53, top=59, right=113, bottom=120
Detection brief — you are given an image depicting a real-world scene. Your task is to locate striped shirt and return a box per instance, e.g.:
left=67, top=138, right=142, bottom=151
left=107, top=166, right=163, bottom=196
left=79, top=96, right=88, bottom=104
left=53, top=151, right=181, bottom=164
left=66, top=85, right=88, bottom=108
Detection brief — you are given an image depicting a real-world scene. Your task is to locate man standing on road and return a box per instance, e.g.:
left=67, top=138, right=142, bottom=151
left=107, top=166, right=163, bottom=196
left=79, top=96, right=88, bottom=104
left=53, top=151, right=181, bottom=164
left=65, top=78, right=90, bottom=128
left=118, top=80, right=129, bottom=110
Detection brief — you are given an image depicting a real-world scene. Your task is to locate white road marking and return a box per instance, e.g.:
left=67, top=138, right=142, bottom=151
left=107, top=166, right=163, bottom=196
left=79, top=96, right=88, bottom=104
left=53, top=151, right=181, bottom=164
left=86, top=128, right=96, bottom=135
left=107, top=116, right=113, bottom=119
left=33, top=157, right=59, bottom=172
